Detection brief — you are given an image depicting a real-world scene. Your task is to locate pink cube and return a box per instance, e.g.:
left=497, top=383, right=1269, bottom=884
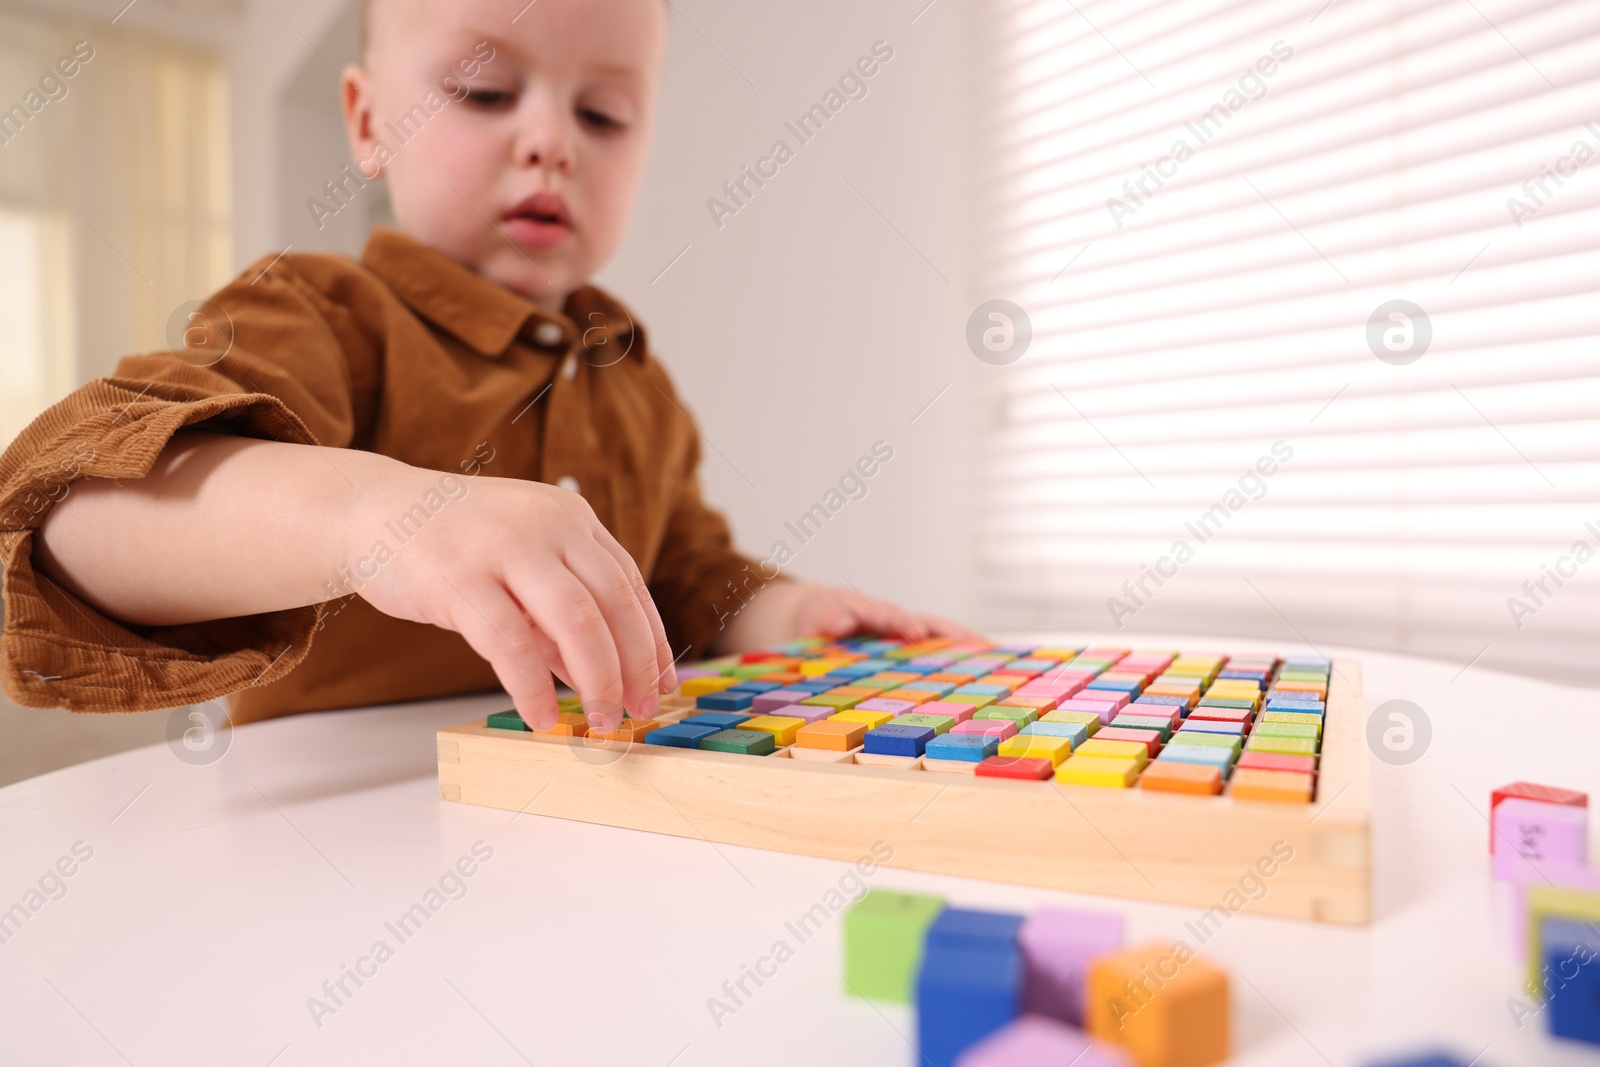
left=1492, top=797, right=1588, bottom=880
left=951, top=718, right=1018, bottom=741
left=1018, top=907, right=1126, bottom=1025
left=955, top=1015, right=1130, bottom=1067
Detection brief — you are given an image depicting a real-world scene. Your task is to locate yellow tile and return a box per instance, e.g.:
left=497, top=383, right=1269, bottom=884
left=832, top=708, right=894, bottom=729
left=1075, top=739, right=1150, bottom=768
left=741, top=715, right=805, bottom=746
left=1041, top=710, right=1100, bottom=734
left=680, top=676, right=738, bottom=697
left=1056, top=755, right=1141, bottom=788
left=998, top=735, right=1072, bottom=766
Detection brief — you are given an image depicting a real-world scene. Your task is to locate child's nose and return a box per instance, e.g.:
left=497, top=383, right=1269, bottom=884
left=513, top=101, right=575, bottom=174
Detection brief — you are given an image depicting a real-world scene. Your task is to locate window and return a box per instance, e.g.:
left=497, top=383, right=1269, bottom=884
left=974, top=0, right=1600, bottom=683
left=0, top=11, right=231, bottom=443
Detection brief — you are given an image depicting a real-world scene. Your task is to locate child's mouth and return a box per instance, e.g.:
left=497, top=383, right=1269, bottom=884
left=502, top=192, right=573, bottom=250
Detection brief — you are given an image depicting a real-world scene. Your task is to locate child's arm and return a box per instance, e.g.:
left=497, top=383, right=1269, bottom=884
left=34, top=429, right=676, bottom=728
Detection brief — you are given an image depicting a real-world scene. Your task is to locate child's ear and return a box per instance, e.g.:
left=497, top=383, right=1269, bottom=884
left=341, top=65, right=384, bottom=179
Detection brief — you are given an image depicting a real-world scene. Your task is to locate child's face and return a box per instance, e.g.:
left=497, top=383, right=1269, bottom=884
left=344, top=0, right=667, bottom=309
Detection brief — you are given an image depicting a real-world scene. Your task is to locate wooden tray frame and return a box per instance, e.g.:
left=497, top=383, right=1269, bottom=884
left=438, top=658, right=1369, bottom=922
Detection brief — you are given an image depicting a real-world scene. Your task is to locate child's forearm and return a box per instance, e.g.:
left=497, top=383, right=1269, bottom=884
left=34, top=430, right=388, bottom=626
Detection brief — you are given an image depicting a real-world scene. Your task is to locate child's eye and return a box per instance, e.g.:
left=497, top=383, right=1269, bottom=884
left=578, top=107, right=623, bottom=132
left=464, top=88, right=516, bottom=110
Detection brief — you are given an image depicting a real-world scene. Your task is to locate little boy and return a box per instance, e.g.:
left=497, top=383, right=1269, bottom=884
left=0, top=0, right=966, bottom=731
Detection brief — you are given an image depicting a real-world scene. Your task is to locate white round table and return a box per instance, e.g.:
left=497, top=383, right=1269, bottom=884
left=1, top=636, right=1596, bottom=1067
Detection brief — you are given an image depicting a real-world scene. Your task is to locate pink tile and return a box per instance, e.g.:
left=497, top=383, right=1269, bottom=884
left=763, top=703, right=834, bottom=724
left=951, top=718, right=1018, bottom=741
left=924, top=701, right=978, bottom=724
left=856, top=697, right=919, bottom=716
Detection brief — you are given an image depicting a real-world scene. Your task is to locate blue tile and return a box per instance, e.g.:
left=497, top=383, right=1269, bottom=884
left=863, top=724, right=935, bottom=757
left=696, top=691, right=755, bottom=712
left=682, top=711, right=751, bottom=730
left=924, top=734, right=998, bottom=762
left=646, top=723, right=722, bottom=748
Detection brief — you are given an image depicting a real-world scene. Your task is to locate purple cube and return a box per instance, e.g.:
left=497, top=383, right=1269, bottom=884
left=955, top=1015, right=1130, bottom=1067
left=1017, top=907, right=1125, bottom=1025
left=1492, top=797, right=1588, bottom=881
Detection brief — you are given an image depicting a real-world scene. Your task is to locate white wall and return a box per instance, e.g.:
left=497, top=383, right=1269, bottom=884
left=597, top=0, right=979, bottom=626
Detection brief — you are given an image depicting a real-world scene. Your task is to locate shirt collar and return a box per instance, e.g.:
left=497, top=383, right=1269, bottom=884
left=361, top=227, right=645, bottom=362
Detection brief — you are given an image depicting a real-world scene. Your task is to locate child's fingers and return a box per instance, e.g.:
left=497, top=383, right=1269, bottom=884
left=506, top=565, right=626, bottom=711
left=560, top=539, right=665, bottom=719
left=854, top=594, right=929, bottom=641
left=588, top=530, right=677, bottom=695
left=922, top=613, right=979, bottom=639
left=445, top=580, right=561, bottom=730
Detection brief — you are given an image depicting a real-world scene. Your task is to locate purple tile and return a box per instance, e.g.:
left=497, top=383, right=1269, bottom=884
left=856, top=697, right=919, bottom=715
left=955, top=1015, right=1131, bottom=1067
left=762, top=703, right=833, bottom=724
left=752, top=688, right=817, bottom=714
left=1018, top=907, right=1125, bottom=1025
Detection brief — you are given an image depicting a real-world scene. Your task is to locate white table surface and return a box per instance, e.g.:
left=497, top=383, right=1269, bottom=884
left=2, top=634, right=1598, bottom=1067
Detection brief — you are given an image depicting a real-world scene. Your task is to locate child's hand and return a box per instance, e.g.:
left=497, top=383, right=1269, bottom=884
left=792, top=584, right=978, bottom=643
left=714, top=579, right=978, bottom=653
left=340, top=469, right=676, bottom=730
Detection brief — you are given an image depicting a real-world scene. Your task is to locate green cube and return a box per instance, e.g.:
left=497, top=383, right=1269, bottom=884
left=698, top=728, right=775, bottom=755
left=843, top=889, right=945, bottom=1002
left=487, top=709, right=529, bottom=731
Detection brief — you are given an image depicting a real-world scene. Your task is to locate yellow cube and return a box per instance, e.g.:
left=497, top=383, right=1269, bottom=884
left=1056, top=755, right=1141, bottom=788
left=741, top=715, right=805, bottom=746
left=998, top=734, right=1072, bottom=766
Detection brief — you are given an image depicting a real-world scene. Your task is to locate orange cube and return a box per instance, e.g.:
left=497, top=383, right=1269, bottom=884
left=1087, top=940, right=1229, bottom=1067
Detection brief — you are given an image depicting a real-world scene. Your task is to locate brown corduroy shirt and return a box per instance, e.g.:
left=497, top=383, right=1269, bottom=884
left=0, top=228, right=766, bottom=724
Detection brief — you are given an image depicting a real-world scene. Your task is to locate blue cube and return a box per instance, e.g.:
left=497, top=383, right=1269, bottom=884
left=925, top=907, right=1025, bottom=952
left=916, top=944, right=1022, bottom=1067
left=1544, top=916, right=1600, bottom=1045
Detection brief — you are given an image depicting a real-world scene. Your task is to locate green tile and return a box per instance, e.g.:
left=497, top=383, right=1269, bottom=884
left=891, top=713, right=955, bottom=735
left=487, top=709, right=529, bottom=731
left=975, top=705, right=1038, bottom=727
left=1253, top=722, right=1319, bottom=740
left=843, top=890, right=945, bottom=1002
left=698, top=728, right=776, bottom=755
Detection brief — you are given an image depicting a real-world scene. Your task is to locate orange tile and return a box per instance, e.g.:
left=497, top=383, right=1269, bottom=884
left=535, top=711, right=589, bottom=737
left=795, top=719, right=868, bottom=751
left=1229, top=768, right=1315, bottom=804
left=1139, top=760, right=1223, bottom=796
left=593, top=718, right=661, bottom=743
left=878, top=688, right=939, bottom=706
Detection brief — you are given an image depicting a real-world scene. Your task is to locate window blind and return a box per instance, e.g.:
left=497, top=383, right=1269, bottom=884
left=972, top=0, right=1600, bottom=684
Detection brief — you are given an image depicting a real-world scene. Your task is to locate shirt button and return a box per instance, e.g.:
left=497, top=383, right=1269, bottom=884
left=555, top=475, right=580, bottom=494
left=533, top=321, right=564, bottom=348
left=561, top=355, right=578, bottom=381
